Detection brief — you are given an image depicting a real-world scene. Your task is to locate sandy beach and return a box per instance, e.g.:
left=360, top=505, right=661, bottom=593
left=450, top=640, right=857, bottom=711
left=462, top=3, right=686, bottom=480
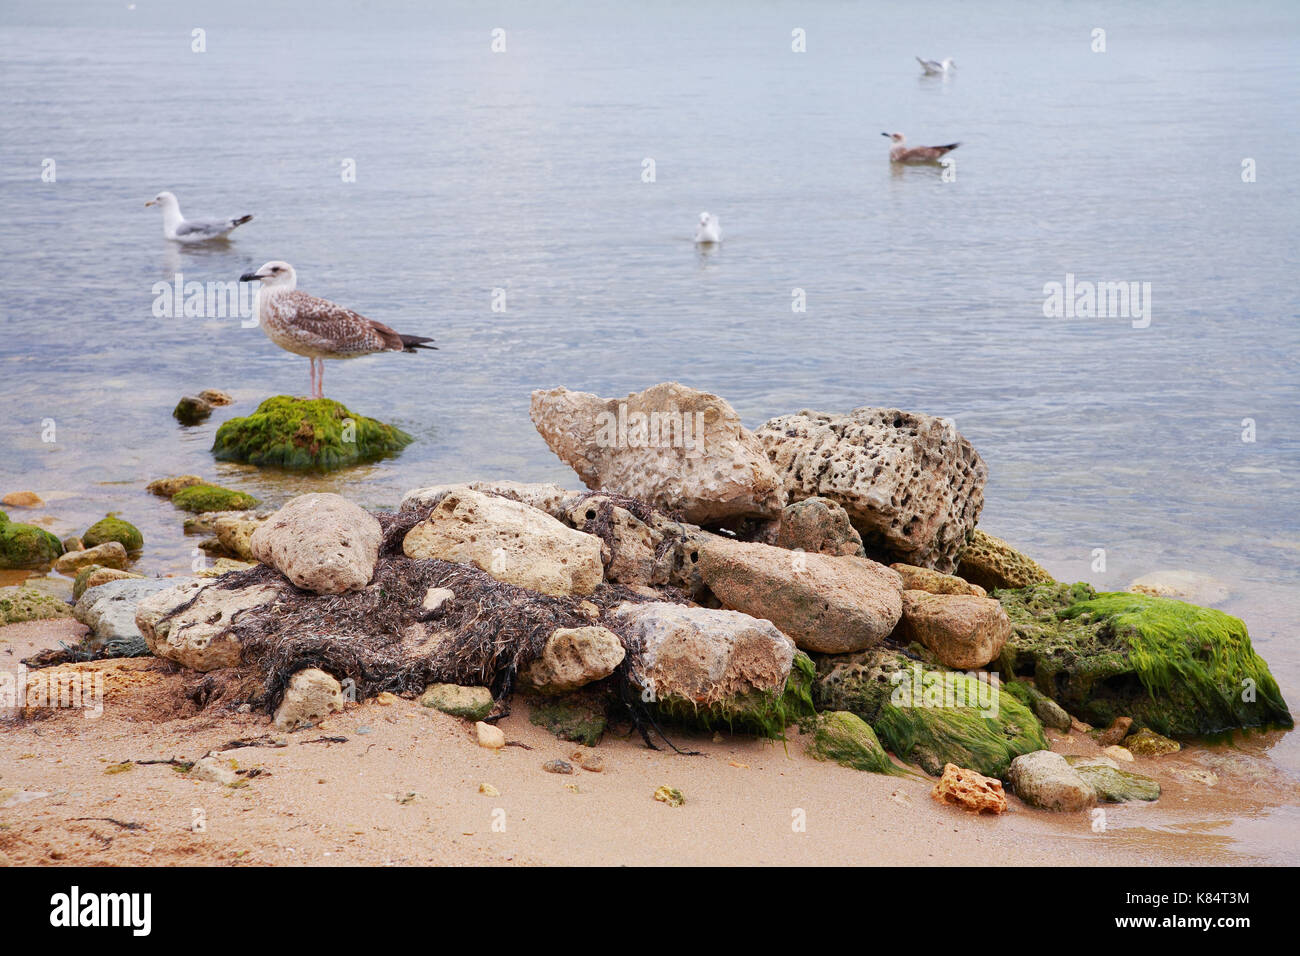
left=3, top=617, right=1296, bottom=868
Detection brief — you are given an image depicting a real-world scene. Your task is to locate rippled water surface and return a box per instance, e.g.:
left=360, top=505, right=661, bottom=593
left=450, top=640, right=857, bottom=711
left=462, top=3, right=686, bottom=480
left=1, top=1, right=1298, bottom=852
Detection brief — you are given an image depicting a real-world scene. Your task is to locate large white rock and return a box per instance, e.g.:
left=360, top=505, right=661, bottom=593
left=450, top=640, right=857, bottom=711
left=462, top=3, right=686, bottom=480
left=74, top=577, right=197, bottom=649
left=1008, top=750, right=1097, bottom=812
left=402, top=489, right=604, bottom=596
left=136, top=579, right=281, bottom=671
left=530, top=382, right=785, bottom=525
left=611, top=602, right=795, bottom=708
left=400, top=481, right=579, bottom=520
left=249, top=493, right=381, bottom=595
left=756, top=407, right=986, bottom=572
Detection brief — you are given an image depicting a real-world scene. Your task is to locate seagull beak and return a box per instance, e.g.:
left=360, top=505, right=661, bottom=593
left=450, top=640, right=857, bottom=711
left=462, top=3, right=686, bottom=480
left=239, top=272, right=262, bottom=282
left=881, top=132, right=890, bottom=138
left=144, top=200, right=157, bottom=206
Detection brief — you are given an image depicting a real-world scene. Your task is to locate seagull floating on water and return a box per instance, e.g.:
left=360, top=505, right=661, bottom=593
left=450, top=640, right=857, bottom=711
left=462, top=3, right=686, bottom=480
left=882, top=132, right=960, bottom=164
left=239, top=261, right=437, bottom=399
left=694, top=212, right=721, bottom=244
left=145, top=191, right=253, bottom=243
left=916, top=56, right=956, bottom=76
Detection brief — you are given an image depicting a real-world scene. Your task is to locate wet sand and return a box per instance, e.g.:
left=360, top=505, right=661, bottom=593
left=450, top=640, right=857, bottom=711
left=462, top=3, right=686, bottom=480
left=2, top=618, right=1298, bottom=867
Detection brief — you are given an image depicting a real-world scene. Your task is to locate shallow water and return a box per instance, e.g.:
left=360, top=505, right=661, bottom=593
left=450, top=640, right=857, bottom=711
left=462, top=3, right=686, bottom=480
left=1, top=1, right=1298, bottom=854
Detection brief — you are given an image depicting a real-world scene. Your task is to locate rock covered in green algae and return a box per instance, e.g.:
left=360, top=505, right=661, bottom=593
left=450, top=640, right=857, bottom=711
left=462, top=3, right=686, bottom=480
left=171, top=483, right=260, bottom=513
left=1068, top=760, right=1160, bottom=802
left=1002, top=680, right=1073, bottom=731
left=956, top=529, right=1054, bottom=591
left=1123, top=727, right=1181, bottom=756
left=419, top=683, right=494, bottom=721
left=814, top=649, right=1047, bottom=778
left=997, top=583, right=1291, bottom=736
left=808, top=710, right=903, bottom=775
left=82, top=515, right=143, bottom=552
left=0, top=512, right=64, bottom=569
left=527, top=689, right=609, bottom=746
left=212, top=395, right=413, bottom=471
left=0, top=586, right=72, bottom=625
left=654, top=650, right=818, bottom=740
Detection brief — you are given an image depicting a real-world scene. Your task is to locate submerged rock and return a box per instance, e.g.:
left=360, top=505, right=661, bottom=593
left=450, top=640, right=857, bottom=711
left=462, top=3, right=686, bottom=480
left=755, top=407, right=986, bottom=572
left=173, top=395, right=213, bottom=425
left=696, top=537, right=903, bottom=654
left=82, top=515, right=143, bottom=553
left=147, top=475, right=205, bottom=498
left=956, top=530, right=1053, bottom=591
left=997, top=583, right=1292, bottom=735
left=250, top=493, right=381, bottom=595
left=530, top=382, right=785, bottom=524
left=54, top=541, right=128, bottom=575
left=1069, top=761, right=1160, bottom=803
left=403, top=489, right=604, bottom=597
left=213, top=395, right=413, bottom=471
left=1123, top=727, right=1181, bottom=757
left=1127, top=570, right=1229, bottom=607
left=171, top=483, right=259, bottom=514
left=0, top=512, right=63, bottom=570
left=814, top=649, right=1047, bottom=778
left=1008, top=750, right=1096, bottom=811
left=807, top=710, right=901, bottom=775
left=1, top=491, right=43, bottom=508
left=0, top=586, right=72, bottom=626
left=897, top=590, right=1011, bottom=670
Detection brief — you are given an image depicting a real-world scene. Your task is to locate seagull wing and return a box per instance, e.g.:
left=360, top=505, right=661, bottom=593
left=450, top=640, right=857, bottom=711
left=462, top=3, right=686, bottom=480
left=278, top=290, right=393, bottom=355
left=916, top=56, right=941, bottom=71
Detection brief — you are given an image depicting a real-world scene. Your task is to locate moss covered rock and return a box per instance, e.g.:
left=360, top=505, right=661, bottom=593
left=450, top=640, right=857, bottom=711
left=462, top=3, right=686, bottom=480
left=815, top=648, right=1047, bottom=778
left=956, top=529, right=1054, bottom=591
left=0, top=513, right=63, bottom=569
left=997, top=583, right=1292, bottom=736
left=82, top=515, right=144, bottom=552
left=212, top=396, right=413, bottom=471
left=808, top=711, right=903, bottom=775
left=419, top=683, right=494, bottom=721
left=527, top=690, right=608, bottom=746
left=171, top=484, right=260, bottom=513
left=654, top=650, right=818, bottom=739
left=0, top=586, right=73, bottom=625
left=1069, top=760, right=1160, bottom=802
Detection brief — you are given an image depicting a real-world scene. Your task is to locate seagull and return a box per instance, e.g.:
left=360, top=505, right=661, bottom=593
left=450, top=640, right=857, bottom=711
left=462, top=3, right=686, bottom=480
left=882, top=132, right=960, bottom=164
left=916, top=56, right=955, bottom=75
left=694, top=212, right=721, bottom=244
left=145, top=191, right=253, bottom=243
left=238, top=261, right=437, bottom=399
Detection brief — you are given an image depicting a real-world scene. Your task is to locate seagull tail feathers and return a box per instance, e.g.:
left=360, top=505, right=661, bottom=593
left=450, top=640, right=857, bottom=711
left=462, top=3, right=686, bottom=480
left=399, top=334, right=438, bottom=353
left=937, top=143, right=960, bottom=153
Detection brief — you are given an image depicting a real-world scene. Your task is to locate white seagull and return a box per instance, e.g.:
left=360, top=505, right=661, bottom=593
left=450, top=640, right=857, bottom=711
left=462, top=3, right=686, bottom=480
left=882, top=131, right=960, bottom=164
left=239, top=261, right=436, bottom=399
left=145, top=191, right=253, bottom=243
left=694, top=211, right=722, bottom=244
left=916, top=56, right=956, bottom=76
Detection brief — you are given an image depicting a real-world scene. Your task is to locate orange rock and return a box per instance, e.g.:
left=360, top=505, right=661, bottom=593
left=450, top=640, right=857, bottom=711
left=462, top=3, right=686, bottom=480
left=931, top=762, right=1007, bottom=814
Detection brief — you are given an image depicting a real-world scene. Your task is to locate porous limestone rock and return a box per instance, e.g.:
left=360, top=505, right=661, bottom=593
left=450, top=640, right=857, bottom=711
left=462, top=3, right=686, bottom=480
left=273, top=668, right=345, bottom=730
left=891, top=563, right=987, bottom=597
left=400, top=480, right=578, bottom=520
left=773, top=496, right=865, bottom=557
left=250, top=493, right=381, bottom=595
left=931, top=763, right=1007, bottom=814
left=418, top=683, right=494, bottom=720
left=136, top=579, right=281, bottom=670
left=898, top=590, right=1011, bottom=670
left=402, top=489, right=604, bottom=596
left=522, top=626, right=626, bottom=694
left=756, top=407, right=986, bottom=572
left=530, top=382, right=784, bottom=524
left=956, top=529, right=1053, bottom=591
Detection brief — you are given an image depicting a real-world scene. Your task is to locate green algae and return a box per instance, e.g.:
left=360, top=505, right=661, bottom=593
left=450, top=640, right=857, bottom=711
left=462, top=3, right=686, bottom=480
left=212, top=395, right=413, bottom=472
left=808, top=711, right=905, bottom=775
left=171, top=484, right=260, bottom=513
left=655, top=650, right=818, bottom=740
left=0, top=513, right=63, bottom=570
left=528, top=691, right=607, bottom=746
left=82, top=515, right=143, bottom=552
left=997, top=583, right=1291, bottom=736
left=0, top=586, right=72, bottom=625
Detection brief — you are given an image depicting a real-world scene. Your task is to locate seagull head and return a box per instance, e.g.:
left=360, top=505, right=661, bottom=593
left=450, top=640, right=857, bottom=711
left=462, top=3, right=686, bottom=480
left=882, top=132, right=906, bottom=144
left=145, top=190, right=178, bottom=209
left=240, top=260, right=297, bottom=290
left=943, top=58, right=956, bottom=70
left=699, top=211, right=713, bottom=225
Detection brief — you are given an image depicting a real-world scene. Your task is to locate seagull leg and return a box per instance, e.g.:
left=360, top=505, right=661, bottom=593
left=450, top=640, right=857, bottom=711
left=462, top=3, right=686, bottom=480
left=307, top=358, right=315, bottom=399
left=318, top=359, right=326, bottom=399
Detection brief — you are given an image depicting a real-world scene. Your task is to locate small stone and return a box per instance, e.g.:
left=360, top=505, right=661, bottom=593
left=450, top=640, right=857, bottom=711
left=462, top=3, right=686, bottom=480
left=1094, top=716, right=1134, bottom=747
left=54, top=541, right=128, bottom=575
left=250, top=493, right=381, bottom=595
left=1124, top=727, right=1181, bottom=757
left=571, top=750, right=604, bottom=772
left=476, top=721, right=505, bottom=749
left=1170, top=767, right=1218, bottom=787
left=147, top=475, right=205, bottom=498
left=543, top=759, right=574, bottom=774
left=189, top=756, right=239, bottom=786
left=374, top=692, right=399, bottom=706
left=82, top=515, right=144, bottom=552
left=931, top=763, right=1007, bottom=814
left=1104, top=745, right=1135, bottom=763
left=1, top=491, right=43, bottom=508
left=198, top=389, right=234, bottom=406
left=1033, top=696, right=1073, bottom=732
left=653, top=785, right=684, bottom=807
left=173, top=395, right=214, bottom=425
left=1007, top=750, right=1097, bottom=812
left=479, top=783, right=500, bottom=796
left=273, top=668, right=345, bottom=731
left=62, top=536, right=84, bottom=553
left=421, top=587, right=455, bottom=612
left=522, top=625, right=626, bottom=694
left=419, top=683, right=494, bottom=721
left=890, top=563, right=986, bottom=597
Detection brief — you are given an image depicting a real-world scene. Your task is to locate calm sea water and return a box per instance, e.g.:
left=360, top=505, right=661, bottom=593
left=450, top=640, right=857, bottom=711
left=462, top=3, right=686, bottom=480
left=2, top=1, right=1298, bottom=846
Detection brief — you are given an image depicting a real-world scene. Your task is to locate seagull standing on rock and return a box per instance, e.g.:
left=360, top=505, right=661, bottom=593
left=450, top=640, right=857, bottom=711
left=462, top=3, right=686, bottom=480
left=145, top=191, right=253, bottom=243
left=694, top=212, right=721, bottom=244
left=239, top=260, right=437, bottom=399
left=882, top=132, right=960, bottom=164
